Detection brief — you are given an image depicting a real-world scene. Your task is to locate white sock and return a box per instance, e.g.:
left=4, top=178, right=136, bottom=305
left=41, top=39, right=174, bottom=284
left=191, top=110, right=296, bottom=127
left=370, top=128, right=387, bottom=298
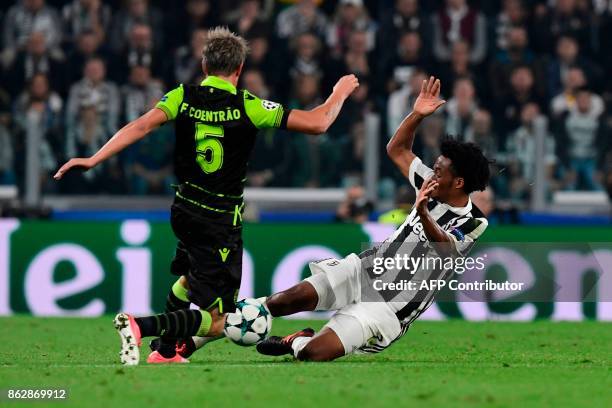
left=192, top=335, right=222, bottom=349
left=291, top=336, right=312, bottom=358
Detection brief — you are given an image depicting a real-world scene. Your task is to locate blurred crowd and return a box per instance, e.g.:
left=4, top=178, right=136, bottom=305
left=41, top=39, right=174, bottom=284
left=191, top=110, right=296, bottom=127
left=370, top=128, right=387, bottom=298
left=0, top=0, right=611, bottom=204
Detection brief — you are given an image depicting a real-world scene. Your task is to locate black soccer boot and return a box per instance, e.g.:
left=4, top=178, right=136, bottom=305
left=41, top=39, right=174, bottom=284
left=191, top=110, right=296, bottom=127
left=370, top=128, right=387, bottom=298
left=256, top=328, right=315, bottom=356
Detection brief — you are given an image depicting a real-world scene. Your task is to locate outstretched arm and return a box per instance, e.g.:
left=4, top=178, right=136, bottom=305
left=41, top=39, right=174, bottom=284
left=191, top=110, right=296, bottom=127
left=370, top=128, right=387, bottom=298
left=286, top=74, right=359, bottom=135
left=54, top=108, right=168, bottom=180
left=386, top=76, right=446, bottom=178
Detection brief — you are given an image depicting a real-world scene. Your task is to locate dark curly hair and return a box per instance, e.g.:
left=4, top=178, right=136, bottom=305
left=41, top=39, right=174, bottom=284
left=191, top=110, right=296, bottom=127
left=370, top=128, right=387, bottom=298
left=440, top=137, right=492, bottom=194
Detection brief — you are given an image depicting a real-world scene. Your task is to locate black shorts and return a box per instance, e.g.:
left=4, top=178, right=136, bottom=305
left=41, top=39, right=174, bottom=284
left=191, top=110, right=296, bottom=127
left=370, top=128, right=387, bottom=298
left=170, top=202, right=243, bottom=313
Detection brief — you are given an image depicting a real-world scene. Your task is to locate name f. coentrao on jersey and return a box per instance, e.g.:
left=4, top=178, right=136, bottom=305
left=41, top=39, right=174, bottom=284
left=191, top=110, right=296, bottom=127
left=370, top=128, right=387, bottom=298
left=156, top=75, right=291, bottom=224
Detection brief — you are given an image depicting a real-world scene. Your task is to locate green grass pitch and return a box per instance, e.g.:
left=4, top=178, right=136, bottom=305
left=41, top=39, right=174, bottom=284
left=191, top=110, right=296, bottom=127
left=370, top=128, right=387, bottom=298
left=0, top=317, right=610, bottom=407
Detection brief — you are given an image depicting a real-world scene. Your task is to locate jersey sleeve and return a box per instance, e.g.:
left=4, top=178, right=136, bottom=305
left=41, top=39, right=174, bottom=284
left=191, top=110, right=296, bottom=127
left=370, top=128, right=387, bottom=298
left=155, top=85, right=184, bottom=121
left=243, top=90, right=291, bottom=130
left=408, top=156, right=434, bottom=192
left=445, top=216, right=488, bottom=257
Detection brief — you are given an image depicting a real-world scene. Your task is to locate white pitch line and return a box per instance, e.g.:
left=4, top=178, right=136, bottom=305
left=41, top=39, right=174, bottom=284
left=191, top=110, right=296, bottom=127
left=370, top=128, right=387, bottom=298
left=1, top=362, right=606, bottom=369
left=0, top=363, right=292, bottom=369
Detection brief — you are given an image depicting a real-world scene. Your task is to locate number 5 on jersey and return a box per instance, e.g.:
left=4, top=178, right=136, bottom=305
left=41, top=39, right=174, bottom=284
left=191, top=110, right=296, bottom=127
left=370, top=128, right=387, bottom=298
left=195, top=123, right=224, bottom=174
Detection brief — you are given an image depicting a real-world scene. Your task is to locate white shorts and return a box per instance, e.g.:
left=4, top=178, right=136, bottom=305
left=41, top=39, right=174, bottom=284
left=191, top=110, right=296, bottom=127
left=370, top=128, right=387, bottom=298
left=305, top=254, right=403, bottom=355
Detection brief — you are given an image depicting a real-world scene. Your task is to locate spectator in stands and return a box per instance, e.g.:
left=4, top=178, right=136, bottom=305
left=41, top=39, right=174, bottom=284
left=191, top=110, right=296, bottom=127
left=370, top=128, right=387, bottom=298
left=555, top=86, right=607, bottom=190
left=417, top=115, right=444, bottom=166
left=489, top=25, right=541, bottom=102
left=169, top=0, right=217, bottom=49
left=5, top=31, right=66, bottom=97
left=2, top=0, right=63, bottom=69
left=121, top=65, right=172, bottom=195
left=436, top=40, right=482, bottom=98
left=243, top=34, right=281, bottom=96
left=550, top=66, right=604, bottom=117
left=108, top=0, right=163, bottom=53
left=491, top=0, right=529, bottom=52
left=242, top=69, right=270, bottom=100
left=504, top=103, right=558, bottom=200
left=341, top=120, right=366, bottom=182
left=444, top=77, right=478, bottom=138
left=335, top=185, right=373, bottom=223
left=61, top=0, right=112, bottom=45
left=66, top=57, right=119, bottom=136
left=325, top=30, right=373, bottom=87
left=378, top=0, right=432, bottom=64
left=387, top=68, right=428, bottom=138
left=289, top=32, right=324, bottom=80
left=331, top=76, right=371, bottom=138
left=287, top=73, right=324, bottom=187
left=64, top=103, right=124, bottom=193
left=532, top=0, right=595, bottom=55
left=290, top=72, right=324, bottom=111
left=327, top=0, right=377, bottom=58
left=547, top=35, right=603, bottom=99
left=127, top=124, right=174, bottom=195
left=111, top=23, right=162, bottom=83
left=494, top=25, right=535, bottom=67
left=14, top=73, right=63, bottom=128
left=465, top=109, right=498, bottom=160
left=336, top=30, right=374, bottom=78
left=496, top=65, right=545, bottom=134
left=120, top=65, right=163, bottom=124
left=287, top=73, right=342, bottom=187
left=173, top=29, right=207, bottom=85
left=276, top=0, right=328, bottom=41
left=432, top=0, right=487, bottom=64
left=381, top=31, right=429, bottom=94
left=65, top=103, right=105, bottom=162
left=66, top=30, right=105, bottom=83
left=13, top=73, right=62, bottom=192
left=226, top=0, right=270, bottom=39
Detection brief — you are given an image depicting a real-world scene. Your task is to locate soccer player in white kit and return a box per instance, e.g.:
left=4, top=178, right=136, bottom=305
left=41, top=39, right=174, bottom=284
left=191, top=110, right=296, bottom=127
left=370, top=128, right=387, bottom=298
left=256, top=76, right=492, bottom=361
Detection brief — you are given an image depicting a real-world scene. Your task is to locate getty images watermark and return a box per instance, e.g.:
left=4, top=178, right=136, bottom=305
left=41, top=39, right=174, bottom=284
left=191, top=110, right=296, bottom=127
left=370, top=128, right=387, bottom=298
left=356, top=241, right=612, bottom=304
left=370, top=252, right=525, bottom=293
left=353, top=241, right=612, bottom=304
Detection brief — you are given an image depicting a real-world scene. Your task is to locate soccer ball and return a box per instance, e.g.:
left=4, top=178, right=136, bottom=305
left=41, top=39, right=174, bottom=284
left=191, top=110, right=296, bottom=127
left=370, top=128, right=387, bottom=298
left=224, top=298, right=272, bottom=346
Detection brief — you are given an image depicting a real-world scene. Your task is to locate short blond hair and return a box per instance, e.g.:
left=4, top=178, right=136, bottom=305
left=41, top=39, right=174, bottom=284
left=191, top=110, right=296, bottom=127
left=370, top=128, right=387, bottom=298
left=202, top=27, right=249, bottom=75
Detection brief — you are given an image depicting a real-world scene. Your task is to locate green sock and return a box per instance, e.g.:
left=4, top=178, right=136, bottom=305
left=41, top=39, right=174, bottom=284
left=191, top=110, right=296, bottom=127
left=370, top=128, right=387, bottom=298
left=196, top=310, right=212, bottom=337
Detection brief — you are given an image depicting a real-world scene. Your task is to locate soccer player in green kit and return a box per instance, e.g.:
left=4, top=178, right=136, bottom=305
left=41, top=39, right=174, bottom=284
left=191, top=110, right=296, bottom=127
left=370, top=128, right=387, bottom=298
left=54, top=27, right=359, bottom=365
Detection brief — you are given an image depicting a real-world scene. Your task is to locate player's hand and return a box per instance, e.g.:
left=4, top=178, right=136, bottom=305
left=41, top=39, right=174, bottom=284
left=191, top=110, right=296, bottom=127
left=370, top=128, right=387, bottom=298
left=53, top=158, right=95, bottom=180
left=415, top=177, right=438, bottom=213
left=333, top=74, right=360, bottom=99
left=413, top=76, right=446, bottom=117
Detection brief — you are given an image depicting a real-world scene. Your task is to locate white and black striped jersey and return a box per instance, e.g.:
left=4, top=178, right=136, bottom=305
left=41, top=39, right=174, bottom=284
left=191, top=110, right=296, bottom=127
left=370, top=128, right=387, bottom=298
left=359, top=156, right=489, bottom=326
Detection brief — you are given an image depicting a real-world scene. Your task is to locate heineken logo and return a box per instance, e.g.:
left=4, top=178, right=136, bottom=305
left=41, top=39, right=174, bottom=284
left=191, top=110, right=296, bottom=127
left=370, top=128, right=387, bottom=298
left=1, top=220, right=610, bottom=321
